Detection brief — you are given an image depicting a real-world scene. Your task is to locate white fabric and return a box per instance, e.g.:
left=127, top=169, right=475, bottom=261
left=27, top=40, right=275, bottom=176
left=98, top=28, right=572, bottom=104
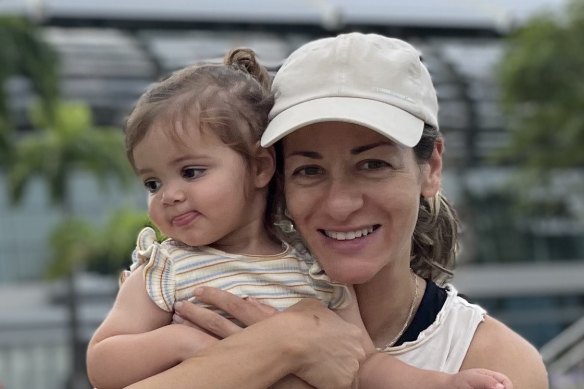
left=386, top=284, right=486, bottom=373
left=262, top=33, right=439, bottom=148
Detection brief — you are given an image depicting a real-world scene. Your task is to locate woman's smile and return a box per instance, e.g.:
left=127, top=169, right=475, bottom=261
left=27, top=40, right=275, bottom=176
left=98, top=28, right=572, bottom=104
left=321, top=225, right=378, bottom=240
left=283, top=122, right=428, bottom=283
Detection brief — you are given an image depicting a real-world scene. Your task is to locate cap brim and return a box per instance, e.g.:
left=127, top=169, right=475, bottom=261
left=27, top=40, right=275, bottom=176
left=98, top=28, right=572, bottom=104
left=261, top=97, right=424, bottom=147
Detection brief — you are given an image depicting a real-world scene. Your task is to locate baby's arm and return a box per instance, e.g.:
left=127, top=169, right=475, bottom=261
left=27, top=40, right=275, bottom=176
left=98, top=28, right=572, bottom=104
left=335, top=288, right=511, bottom=389
left=359, top=353, right=510, bottom=389
left=87, top=266, right=217, bottom=389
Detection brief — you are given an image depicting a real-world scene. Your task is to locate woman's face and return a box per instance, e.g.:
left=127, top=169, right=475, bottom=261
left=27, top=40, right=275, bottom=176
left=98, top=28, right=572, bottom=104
left=282, top=122, right=441, bottom=284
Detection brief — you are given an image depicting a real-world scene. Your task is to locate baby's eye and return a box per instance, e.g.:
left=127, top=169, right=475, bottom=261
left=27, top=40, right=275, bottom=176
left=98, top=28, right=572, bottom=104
left=360, top=160, right=390, bottom=170
left=182, top=166, right=205, bottom=180
left=293, top=165, right=324, bottom=176
left=144, top=179, right=161, bottom=193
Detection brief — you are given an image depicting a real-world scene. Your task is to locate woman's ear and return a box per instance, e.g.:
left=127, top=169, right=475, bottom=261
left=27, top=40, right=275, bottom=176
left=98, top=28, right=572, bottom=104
left=421, top=138, right=443, bottom=198
left=253, top=142, right=276, bottom=189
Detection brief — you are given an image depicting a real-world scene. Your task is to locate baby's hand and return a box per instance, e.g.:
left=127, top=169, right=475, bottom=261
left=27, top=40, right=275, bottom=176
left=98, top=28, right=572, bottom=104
left=451, top=368, right=512, bottom=389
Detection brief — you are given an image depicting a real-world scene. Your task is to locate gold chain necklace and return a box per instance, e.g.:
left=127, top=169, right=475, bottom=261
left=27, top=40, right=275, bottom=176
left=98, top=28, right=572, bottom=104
left=376, top=270, right=419, bottom=352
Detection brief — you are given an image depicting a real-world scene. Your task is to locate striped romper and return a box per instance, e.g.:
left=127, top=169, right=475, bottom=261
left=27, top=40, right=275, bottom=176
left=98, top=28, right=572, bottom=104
left=121, top=227, right=349, bottom=314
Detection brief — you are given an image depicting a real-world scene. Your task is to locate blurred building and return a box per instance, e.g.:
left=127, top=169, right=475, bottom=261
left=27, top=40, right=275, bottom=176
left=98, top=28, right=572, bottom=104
left=0, top=1, right=582, bottom=388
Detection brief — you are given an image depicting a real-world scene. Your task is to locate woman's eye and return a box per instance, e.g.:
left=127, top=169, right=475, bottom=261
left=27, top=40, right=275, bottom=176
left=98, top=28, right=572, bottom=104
left=293, top=165, right=324, bottom=176
left=360, top=160, right=390, bottom=170
left=182, top=167, right=205, bottom=179
left=144, top=179, right=161, bottom=193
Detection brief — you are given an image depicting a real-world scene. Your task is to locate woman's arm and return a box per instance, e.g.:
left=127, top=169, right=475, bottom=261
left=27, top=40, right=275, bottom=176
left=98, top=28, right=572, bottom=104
left=132, top=293, right=367, bottom=389
left=127, top=311, right=314, bottom=389
left=87, top=268, right=217, bottom=389
left=461, top=315, right=549, bottom=389
left=173, top=293, right=315, bottom=389
left=182, top=287, right=516, bottom=389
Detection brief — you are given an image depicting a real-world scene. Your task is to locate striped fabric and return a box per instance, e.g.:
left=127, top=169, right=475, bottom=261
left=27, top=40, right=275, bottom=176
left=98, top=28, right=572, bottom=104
left=122, top=227, right=348, bottom=313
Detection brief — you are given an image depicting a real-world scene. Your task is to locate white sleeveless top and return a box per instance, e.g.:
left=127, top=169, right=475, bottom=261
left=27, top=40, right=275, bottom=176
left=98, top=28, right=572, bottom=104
left=386, top=284, right=486, bottom=373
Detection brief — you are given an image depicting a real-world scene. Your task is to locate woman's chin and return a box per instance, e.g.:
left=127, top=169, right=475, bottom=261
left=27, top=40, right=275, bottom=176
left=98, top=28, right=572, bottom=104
left=325, top=265, right=376, bottom=285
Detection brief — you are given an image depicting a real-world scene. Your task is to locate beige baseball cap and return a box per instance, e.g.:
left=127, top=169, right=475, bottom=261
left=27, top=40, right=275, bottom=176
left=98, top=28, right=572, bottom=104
left=261, top=32, right=439, bottom=148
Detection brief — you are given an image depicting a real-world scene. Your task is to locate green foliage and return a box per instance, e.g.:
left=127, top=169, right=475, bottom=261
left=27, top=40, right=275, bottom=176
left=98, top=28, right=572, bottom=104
left=88, top=209, right=153, bottom=275
left=497, top=0, right=584, bottom=171
left=46, top=209, right=152, bottom=278
left=46, top=218, right=101, bottom=278
left=9, top=101, right=133, bottom=207
left=8, top=100, right=136, bottom=278
left=0, top=16, right=59, bottom=162
left=0, top=19, right=136, bottom=279
left=0, top=116, right=10, bottom=166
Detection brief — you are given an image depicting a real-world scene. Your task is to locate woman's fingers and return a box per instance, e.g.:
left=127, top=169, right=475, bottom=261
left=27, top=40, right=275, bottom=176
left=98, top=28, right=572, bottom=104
left=280, top=300, right=366, bottom=389
left=172, top=312, right=209, bottom=333
left=174, top=300, right=244, bottom=339
left=172, top=287, right=279, bottom=339
left=192, top=287, right=278, bottom=326
left=246, top=296, right=280, bottom=316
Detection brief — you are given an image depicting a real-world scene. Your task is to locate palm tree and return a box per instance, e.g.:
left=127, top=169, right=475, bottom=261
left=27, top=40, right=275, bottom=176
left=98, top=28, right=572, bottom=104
left=0, top=16, right=58, bottom=166
left=10, top=102, right=132, bottom=207
left=9, top=101, right=133, bottom=388
left=1, top=17, right=131, bottom=388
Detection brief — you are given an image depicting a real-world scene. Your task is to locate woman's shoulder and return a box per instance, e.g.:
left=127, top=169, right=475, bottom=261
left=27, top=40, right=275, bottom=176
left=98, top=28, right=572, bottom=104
left=464, top=314, right=549, bottom=388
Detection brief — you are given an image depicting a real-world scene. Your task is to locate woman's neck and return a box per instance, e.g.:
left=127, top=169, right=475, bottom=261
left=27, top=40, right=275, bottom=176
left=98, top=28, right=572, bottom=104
left=355, top=264, right=425, bottom=348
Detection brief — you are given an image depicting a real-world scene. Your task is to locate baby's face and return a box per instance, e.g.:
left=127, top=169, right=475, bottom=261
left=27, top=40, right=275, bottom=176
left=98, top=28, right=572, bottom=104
left=132, top=123, right=255, bottom=251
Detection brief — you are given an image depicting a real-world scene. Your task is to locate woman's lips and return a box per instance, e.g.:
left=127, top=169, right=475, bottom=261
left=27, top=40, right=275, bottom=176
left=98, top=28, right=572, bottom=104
left=320, top=225, right=380, bottom=241
left=172, top=211, right=199, bottom=227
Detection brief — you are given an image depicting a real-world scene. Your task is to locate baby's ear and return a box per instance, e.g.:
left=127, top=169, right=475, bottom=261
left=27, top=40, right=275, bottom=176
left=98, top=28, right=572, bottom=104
left=253, top=142, right=276, bottom=189
left=421, top=138, right=443, bottom=198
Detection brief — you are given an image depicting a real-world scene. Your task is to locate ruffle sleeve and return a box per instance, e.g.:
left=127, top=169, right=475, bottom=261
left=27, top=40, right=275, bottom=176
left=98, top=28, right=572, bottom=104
left=120, top=227, right=176, bottom=312
left=308, top=260, right=351, bottom=310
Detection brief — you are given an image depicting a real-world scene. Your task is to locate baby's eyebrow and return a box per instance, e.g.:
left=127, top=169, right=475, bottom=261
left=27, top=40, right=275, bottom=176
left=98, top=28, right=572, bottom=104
left=136, top=167, right=153, bottom=175
left=171, top=155, right=198, bottom=165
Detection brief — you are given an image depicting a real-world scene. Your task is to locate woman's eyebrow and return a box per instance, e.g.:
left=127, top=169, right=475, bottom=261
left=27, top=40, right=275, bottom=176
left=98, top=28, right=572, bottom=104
left=351, top=141, right=395, bottom=154
left=286, top=151, right=322, bottom=159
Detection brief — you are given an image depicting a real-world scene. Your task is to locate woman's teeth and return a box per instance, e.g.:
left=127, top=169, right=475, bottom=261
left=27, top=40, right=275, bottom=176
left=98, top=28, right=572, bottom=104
left=324, top=226, right=374, bottom=241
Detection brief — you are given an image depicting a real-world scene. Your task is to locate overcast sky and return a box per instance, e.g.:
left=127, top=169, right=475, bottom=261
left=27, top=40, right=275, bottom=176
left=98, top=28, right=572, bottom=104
left=0, top=0, right=571, bottom=32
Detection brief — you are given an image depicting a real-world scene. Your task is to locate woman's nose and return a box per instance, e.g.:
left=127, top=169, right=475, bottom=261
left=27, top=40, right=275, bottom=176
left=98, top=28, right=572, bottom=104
left=323, top=178, right=364, bottom=221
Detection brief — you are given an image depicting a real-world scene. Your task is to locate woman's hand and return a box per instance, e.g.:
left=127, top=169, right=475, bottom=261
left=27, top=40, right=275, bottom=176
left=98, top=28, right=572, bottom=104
left=173, top=287, right=278, bottom=338
left=174, top=288, right=366, bottom=389
left=282, top=299, right=366, bottom=389
left=174, top=290, right=315, bottom=388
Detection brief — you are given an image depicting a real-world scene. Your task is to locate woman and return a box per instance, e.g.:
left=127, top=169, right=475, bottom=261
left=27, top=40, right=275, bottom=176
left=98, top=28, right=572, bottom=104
left=127, top=32, right=548, bottom=389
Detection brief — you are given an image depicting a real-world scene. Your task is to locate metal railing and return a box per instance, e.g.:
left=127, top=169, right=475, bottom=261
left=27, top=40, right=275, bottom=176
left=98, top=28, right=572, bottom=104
left=541, top=315, right=584, bottom=389
left=0, top=320, right=70, bottom=389
left=0, top=274, right=115, bottom=389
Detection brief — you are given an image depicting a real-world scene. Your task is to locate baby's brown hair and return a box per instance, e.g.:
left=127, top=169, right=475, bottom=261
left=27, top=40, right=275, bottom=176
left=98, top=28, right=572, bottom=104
left=124, top=48, right=277, bottom=232
left=125, top=48, right=273, bottom=168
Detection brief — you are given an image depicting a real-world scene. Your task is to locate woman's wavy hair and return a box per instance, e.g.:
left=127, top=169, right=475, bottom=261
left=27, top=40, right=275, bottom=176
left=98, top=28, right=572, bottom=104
left=410, top=125, right=460, bottom=283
